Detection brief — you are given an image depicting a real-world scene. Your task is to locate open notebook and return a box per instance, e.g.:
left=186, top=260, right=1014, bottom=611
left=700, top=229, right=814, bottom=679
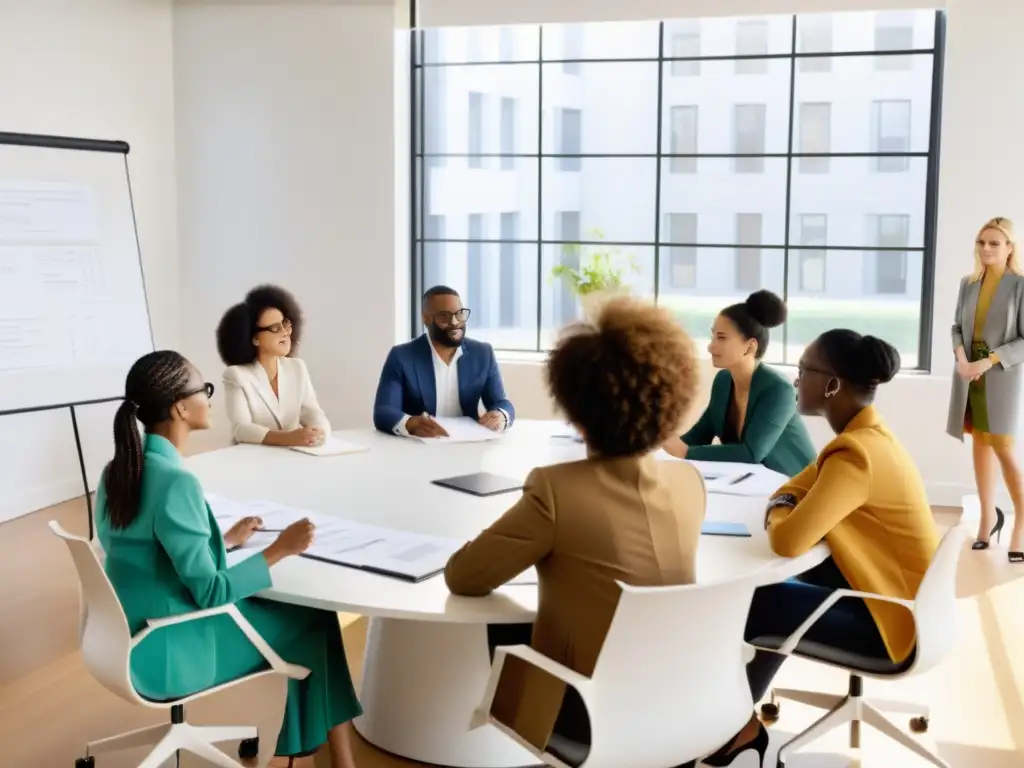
left=289, top=436, right=369, bottom=457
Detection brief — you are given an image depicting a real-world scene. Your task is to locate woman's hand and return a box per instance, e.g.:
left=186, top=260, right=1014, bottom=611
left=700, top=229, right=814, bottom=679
left=662, top=437, right=688, bottom=459
left=956, top=358, right=974, bottom=380
left=968, top=358, right=994, bottom=381
left=224, top=516, right=263, bottom=549
left=263, top=518, right=315, bottom=567
left=286, top=426, right=322, bottom=446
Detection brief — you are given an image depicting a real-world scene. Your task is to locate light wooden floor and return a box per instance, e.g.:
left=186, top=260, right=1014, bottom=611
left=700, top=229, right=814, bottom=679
left=2, top=502, right=1023, bottom=767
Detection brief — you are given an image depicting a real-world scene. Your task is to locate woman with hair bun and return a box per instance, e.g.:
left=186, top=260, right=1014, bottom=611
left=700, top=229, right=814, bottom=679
left=663, top=290, right=816, bottom=477
left=701, top=329, right=939, bottom=768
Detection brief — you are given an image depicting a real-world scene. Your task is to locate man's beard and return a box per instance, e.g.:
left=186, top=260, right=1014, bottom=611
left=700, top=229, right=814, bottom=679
left=429, top=322, right=465, bottom=348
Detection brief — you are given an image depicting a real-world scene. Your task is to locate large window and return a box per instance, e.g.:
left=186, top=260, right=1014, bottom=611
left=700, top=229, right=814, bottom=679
left=413, top=12, right=944, bottom=367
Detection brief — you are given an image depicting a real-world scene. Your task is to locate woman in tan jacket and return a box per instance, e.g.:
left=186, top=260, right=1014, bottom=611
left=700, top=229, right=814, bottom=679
left=444, top=296, right=705, bottom=762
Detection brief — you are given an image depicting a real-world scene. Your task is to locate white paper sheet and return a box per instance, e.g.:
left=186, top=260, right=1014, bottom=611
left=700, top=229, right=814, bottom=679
left=208, top=494, right=465, bottom=581
left=289, top=436, right=370, bottom=457
left=653, top=455, right=788, bottom=497
left=412, top=416, right=504, bottom=443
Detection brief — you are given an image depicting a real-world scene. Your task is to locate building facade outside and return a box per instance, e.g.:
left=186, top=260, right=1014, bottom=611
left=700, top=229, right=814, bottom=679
left=415, top=9, right=941, bottom=367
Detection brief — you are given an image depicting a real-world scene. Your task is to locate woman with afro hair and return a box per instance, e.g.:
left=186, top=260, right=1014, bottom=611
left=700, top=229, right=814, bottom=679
left=217, top=285, right=331, bottom=447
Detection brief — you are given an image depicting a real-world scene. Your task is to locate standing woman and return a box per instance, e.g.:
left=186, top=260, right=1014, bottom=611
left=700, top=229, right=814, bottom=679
left=96, top=351, right=361, bottom=767
left=218, top=285, right=331, bottom=447
left=947, top=217, right=1024, bottom=562
left=662, top=290, right=816, bottom=477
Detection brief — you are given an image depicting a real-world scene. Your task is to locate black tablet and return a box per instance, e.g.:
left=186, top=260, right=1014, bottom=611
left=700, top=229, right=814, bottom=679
left=432, top=472, right=524, bottom=497
left=701, top=520, right=752, bottom=537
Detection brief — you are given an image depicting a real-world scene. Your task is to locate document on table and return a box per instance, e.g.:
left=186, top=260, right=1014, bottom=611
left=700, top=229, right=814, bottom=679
left=653, top=455, right=788, bottom=497
left=411, top=416, right=504, bottom=443
left=289, top=436, right=370, bottom=457
left=208, top=494, right=465, bottom=582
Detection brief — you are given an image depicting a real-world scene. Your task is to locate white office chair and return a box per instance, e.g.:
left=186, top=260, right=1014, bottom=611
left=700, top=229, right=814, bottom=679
left=50, top=521, right=310, bottom=768
left=471, top=572, right=765, bottom=768
left=753, top=525, right=966, bottom=768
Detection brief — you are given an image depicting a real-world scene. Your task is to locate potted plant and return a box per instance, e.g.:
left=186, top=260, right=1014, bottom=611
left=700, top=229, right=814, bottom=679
left=550, top=229, right=640, bottom=320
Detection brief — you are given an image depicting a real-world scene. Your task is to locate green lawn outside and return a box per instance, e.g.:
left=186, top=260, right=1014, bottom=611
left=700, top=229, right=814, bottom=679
left=657, top=295, right=921, bottom=359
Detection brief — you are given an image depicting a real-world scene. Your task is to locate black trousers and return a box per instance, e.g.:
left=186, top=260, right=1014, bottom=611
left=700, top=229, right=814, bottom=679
left=744, top=557, right=889, bottom=702
left=486, top=623, right=591, bottom=744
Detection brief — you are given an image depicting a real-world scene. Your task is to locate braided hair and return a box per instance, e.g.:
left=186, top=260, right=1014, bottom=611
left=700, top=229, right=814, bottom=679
left=104, top=350, right=194, bottom=529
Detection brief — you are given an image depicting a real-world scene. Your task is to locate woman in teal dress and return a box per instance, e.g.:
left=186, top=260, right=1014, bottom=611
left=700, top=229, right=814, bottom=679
left=663, top=290, right=816, bottom=477
left=96, top=350, right=361, bottom=767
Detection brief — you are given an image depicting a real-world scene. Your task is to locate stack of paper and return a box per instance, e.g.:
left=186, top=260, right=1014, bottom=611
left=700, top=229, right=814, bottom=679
left=209, top=495, right=465, bottom=582
left=289, top=436, right=370, bottom=457
left=412, top=416, right=505, bottom=444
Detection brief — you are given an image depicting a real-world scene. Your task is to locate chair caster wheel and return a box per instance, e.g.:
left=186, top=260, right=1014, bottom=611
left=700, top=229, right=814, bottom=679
left=75, top=758, right=95, bottom=768
left=760, top=701, right=780, bottom=723
left=910, top=716, right=929, bottom=733
left=239, top=737, right=260, bottom=759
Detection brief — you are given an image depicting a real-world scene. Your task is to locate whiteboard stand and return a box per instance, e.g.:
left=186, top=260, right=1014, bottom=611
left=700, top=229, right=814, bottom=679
left=0, top=396, right=121, bottom=540
left=0, top=130, right=155, bottom=539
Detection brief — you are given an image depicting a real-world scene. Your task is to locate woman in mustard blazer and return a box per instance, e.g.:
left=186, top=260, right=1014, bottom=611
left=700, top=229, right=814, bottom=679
left=96, top=351, right=361, bottom=768
left=701, top=330, right=940, bottom=767
left=663, top=290, right=815, bottom=477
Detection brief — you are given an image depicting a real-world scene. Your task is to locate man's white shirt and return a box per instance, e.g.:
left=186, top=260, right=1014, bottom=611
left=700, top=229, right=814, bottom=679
left=393, top=342, right=508, bottom=435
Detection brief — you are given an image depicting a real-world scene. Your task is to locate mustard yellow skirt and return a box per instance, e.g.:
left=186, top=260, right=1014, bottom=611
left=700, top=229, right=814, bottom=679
left=965, top=341, right=1014, bottom=448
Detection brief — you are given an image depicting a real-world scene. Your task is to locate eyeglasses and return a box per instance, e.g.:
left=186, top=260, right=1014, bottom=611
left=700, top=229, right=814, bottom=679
left=432, top=308, right=471, bottom=325
left=795, top=363, right=834, bottom=380
left=181, top=382, right=215, bottom=400
left=257, top=318, right=293, bottom=335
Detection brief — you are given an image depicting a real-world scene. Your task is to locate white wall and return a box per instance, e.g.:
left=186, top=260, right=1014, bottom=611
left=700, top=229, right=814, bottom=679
left=0, top=0, right=178, bottom=522
left=173, top=0, right=405, bottom=451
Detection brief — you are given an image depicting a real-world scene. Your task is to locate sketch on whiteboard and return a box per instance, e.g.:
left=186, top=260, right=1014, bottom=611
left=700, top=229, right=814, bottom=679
left=0, top=182, right=140, bottom=376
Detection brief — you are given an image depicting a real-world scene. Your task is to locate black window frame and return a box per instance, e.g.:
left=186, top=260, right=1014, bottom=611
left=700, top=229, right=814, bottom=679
left=410, top=12, right=946, bottom=370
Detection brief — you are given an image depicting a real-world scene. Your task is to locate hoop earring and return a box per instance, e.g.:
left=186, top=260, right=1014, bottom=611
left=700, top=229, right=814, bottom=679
left=824, top=382, right=840, bottom=399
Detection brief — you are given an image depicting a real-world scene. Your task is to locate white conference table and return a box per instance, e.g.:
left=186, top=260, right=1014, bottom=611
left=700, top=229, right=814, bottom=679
left=186, top=420, right=826, bottom=768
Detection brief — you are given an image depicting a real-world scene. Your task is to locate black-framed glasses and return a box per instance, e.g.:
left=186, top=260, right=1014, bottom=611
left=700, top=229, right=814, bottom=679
left=795, top=364, right=833, bottom=380
left=432, top=308, right=471, bottom=325
left=256, top=318, right=293, bottom=334
left=181, top=382, right=215, bottom=400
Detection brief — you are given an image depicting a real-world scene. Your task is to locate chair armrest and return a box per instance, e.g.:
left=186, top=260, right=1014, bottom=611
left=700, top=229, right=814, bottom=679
left=133, top=604, right=310, bottom=681
left=470, top=643, right=592, bottom=731
left=763, top=588, right=914, bottom=657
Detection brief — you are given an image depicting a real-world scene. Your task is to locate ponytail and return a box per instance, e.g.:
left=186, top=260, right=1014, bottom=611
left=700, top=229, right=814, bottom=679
left=102, top=350, right=193, bottom=529
left=103, top=399, right=144, bottom=529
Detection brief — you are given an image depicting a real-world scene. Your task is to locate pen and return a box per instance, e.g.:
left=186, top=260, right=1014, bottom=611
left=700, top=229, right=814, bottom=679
left=730, top=471, right=755, bottom=486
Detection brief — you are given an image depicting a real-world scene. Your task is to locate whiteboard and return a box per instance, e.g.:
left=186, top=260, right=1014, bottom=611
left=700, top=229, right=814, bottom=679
left=0, top=137, right=153, bottom=413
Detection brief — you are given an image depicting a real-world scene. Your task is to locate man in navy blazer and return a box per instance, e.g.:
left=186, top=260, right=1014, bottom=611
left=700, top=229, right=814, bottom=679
left=373, top=285, right=515, bottom=438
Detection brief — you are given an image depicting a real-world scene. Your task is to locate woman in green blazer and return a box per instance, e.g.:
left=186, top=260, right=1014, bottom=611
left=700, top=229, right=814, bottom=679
left=95, top=351, right=361, bottom=768
left=663, top=291, right=816, bottom=477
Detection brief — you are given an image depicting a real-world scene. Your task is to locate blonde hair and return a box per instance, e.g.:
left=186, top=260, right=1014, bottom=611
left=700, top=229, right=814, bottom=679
left=969, top=216, right=1020, bottom=282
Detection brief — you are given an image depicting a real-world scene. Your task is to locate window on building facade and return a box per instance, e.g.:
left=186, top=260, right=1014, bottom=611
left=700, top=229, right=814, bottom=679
left=798, top=214, right=827, bottom=293
left=664, top=213, right=698, bottom=290
left=669, top=105, right=698, bottom=174
left=798, top=102, right=831, bottom=173
left=872, top=99, right=912, bottom=172
left=670, top=21, right=701, bottom=77
left=735, top=20, right=769, bottom=75
left=413, top=10, right=943, bottom=366
left=733, top=104, right=767, bottom=173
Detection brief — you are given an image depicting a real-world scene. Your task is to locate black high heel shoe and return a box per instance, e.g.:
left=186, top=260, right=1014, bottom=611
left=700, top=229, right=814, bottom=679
left=1010, top=550, right=1023, bottom=563
left=972, top=507, right=1006, bottom=550
left=702, top=720, right=770, bottom=767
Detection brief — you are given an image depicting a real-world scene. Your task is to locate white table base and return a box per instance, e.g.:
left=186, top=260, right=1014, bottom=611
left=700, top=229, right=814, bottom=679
left=355, top=617, right=541, bottom=767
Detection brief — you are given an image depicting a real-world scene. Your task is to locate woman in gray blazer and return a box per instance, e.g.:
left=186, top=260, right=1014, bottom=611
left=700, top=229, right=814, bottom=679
left=947, top=217, right=1024, bottom=562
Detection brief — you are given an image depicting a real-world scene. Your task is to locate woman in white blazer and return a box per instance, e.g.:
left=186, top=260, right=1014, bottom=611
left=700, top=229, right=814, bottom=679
left=216, top=285, right=331, bottom=447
